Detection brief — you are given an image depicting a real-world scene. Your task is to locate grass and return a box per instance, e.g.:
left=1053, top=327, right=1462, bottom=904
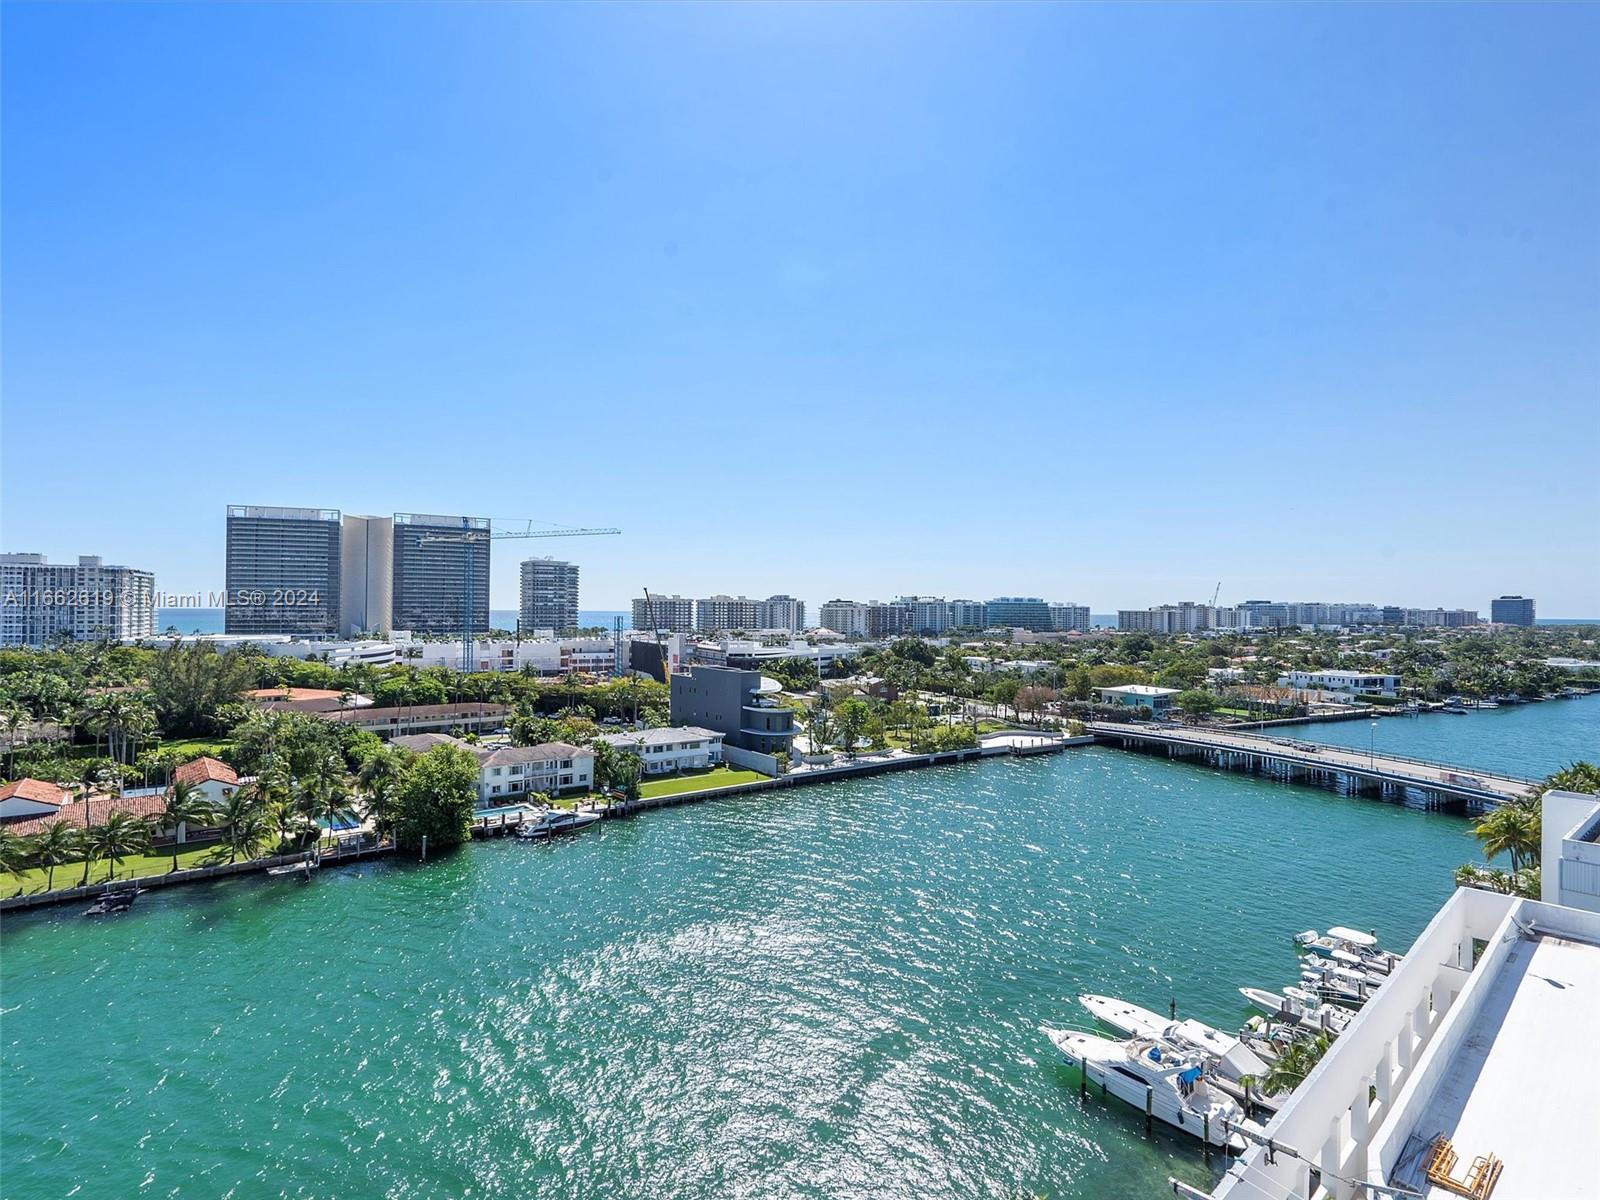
left=153, top=736, right=235, bottom=758
left=7, top=843, right=235, bottom=895
left=635, top=766, right=768, bottom=799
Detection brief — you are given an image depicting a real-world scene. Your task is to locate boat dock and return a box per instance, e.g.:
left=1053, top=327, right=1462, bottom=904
left=1085, top=722, right=1536, bottom=809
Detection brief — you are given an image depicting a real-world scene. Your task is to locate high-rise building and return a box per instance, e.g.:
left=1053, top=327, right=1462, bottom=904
left=695, top=595, right=760, bottom=632
left=633, top=594, right=695, bottom=634
left=1491, top=596, right=1536, bottom=626
left=984, top=597, right=1052, bottom=632
left=754, top=595, right=806, bottom=632
left=898, top=596, right=950, bottom=636
left=946, top=599, right=987, bottom=629
left=520, top=557, right=580, bottom=634
left=866, top=599, right=913, bottom=639
left=818, top=599, right=868, bottom=637
left=225, top=505, right=342, bottom=634
left=340, top=515, right=394, bottom=635
left=1049, top=603, right=1090, bottom=633
left=0, top=553, right=156, bottom=646
left=391, top=514, right=490, bottom=635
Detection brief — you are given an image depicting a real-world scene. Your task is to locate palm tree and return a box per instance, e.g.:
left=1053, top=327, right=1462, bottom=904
left=1471, top=804, right=1540, bottom=873
left=1542, top=761, right=1600, bottom=796
left=298, top=750, right=353, bottom=846
left=83, top=810, right=153, bottom=882
left=356, top=746, right=404, bottom=834
left=1257, top=1032, right=1331, bottom=1096
left=0, top=828, right=29, bottom=895
left=28, top=821, right=83, bottom=892
left=215, top=791, right=267, bottom=863
left=159, top=779, right=217, bottom=872
left=1, top=702, right=26, bottom=778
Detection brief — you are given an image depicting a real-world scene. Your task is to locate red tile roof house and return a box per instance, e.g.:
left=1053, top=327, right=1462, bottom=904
left=0, top=778, right=72, bottom=824
left=2, top=758, right=241, bottom=847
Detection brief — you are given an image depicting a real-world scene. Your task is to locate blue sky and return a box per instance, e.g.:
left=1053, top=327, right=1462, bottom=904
left=3, top=2, right=1597, bottom=615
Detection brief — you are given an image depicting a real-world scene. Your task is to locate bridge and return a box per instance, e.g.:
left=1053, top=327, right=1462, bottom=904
left=1085, top=722, right=1538, bottom=809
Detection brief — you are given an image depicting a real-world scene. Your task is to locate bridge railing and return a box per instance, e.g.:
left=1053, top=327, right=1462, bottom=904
left=1085, top=723, right=1539, bottom=787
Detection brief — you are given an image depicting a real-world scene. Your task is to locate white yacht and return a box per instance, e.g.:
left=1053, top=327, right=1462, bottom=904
left=1239, top=986, right=1353, bottom=1034
left=516, top=808, right=602, bottom=840
left=1078, top=995, right=1271, bottom=1084
left=1044, top=1028, right=1256, bottom=1150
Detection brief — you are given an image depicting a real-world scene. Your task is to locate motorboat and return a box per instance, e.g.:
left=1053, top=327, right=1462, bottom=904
left=1298, top=969, right=1377, bottom=1009
left=1239, top=986, right=1353, bottom=1035
left=1044, top=1028, right=1257, bottom=1150
left=85, top=887, right=143, bottom=916
left=1295, top=927, right=1395, bottom=972
left=1078, top=995, right=1271, bottom=1086
left=1300, top=956, right=1386, bottom=991
left=516, top=808, right=602, bottom=840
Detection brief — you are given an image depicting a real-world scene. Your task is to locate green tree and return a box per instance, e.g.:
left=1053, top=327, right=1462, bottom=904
left=0, top=828, right=28, bottom=893
left=1471, top=804, right=1540, bottom=873
left=159, top=779, right=216, bottom=872
left=834, top=698, right=870, bottom=756
left=84, top=810, right=153, bottom=882
left=148, top=641, right=255, bottom=737
left=28, top=821, right=82, bottom=892
left=1256, top=1032, right=1331, bottom=1096
left=1175, top=689, right=1217, bottom=723
left=356, top=745, right=406, bottom=835
left=215, top=790, right=268, bottom=863
left=392, top=745, right=480, bottom=853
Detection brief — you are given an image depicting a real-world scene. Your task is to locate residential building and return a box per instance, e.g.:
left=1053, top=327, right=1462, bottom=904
left=520, top=557, right=580, bottom=635
left=754, top=595, right=806, bottom=632
left=946, top=599, right=987, bottom=629
left=339, top=514, right=394, bottom=635
left=318, top=702, right=510, bottom=738
left=597, top=726, right=725, bottom=775
left=391, top=732, right=593, bottom=802
left=394, top=633, right=614, bottom=676
left=171, top=756, right=242, bottom=806
left=818, top=599, right=869, bottom=637
left=689, top=636, right=862, bottom=675
left=695, top=594, right=760, bottom=633
left=1095, top=684, right=1179, bottom=716
left=1235, top=599, right=1290, bottom=629
left=1118, top=603, right=1213, bottom=634
left=1209, top=791, right=1600, bottom=1200
left=137, top=631, right=399, bottom=668
left=0, top=778, right=72, bottom=823
left=0, top=553, right=156, bottom=646
left=632, top=594, right=695, bottom=634
left=1279, top=668, right=1400, bottom=697
left=391, top=513, right=490, bottom=635
left=900, top=596, right=951, bottom=636
left=1491, top=595, right=1536, bottom=626
left=1405, top=607, right=1480, bottom=627
left=1049, top=603, right=1090, bottom=633
left=866, top=599, right=912, bottom=639
left=984, top=597, right=1052, bottom=632
left=225, top=505, right=343, bottom=634
left=669, top=665, right=797, bottom=757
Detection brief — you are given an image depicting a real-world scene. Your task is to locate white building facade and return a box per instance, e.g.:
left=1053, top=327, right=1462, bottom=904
left=1, top=553, right=156, bottom=646
left=597, top=726, right=724, bottom=774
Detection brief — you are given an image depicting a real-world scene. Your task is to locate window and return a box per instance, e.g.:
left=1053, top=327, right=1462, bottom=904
left=560, top=759, right=572, bottom=769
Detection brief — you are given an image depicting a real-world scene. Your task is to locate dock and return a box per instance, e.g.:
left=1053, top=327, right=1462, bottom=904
left=1085, top=722, right=1536, bottom=810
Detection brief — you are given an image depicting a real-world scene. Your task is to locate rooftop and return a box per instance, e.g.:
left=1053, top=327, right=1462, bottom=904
left=598, top=726, right=723, bottom=747
left=172, top=756, right=239, bottom=788
left=1403, top=932, right=1599, bottom=1200
left=1098, top=684, right=1181, bottom=697
left=0, top=778, right=70, bottom=807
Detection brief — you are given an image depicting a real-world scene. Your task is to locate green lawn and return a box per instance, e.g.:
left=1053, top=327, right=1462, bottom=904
left=636, top=766, right=768, bottom=799
left=154, top=736, right=235, bottom=758
left=7, top=843, right=234, bottom=895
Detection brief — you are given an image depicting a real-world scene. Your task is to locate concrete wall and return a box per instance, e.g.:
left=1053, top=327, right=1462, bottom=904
left=1542, top=790, right=1600, bottom=914
left=722, top=745, right=781, bottom=775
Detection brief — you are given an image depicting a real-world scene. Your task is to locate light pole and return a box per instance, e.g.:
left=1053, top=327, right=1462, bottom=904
left=1369, top=719, right=1378, bottom=770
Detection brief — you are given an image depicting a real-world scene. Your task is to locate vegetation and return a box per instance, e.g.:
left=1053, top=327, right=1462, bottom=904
left=1454, top=760, right=1599, bottom=900
left=636, top=766, right=767, bottom=799
left=1253, top=1032, right=1332, bottom=1096
left=391, top=744, right=479, bottom=853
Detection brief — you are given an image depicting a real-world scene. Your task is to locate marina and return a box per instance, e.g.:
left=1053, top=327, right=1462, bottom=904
left=1, top=697, right=1594, bottom=1199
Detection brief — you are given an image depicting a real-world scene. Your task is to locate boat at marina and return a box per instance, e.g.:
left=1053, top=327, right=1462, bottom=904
left=1294, top=927, right=1395, bottom=972
left=1078, top=994, right=1278, bottom=1111
left=1043, top=1027, right=1257, bottom=1149
left=516, top=809, right=602, bottom=840
left=84, top=887, right=143, bottom=917
left=1239, top=986, right=1354, bottom=1034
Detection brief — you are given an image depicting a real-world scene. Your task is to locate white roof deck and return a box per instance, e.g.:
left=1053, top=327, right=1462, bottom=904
left=1410, top=933, right=1600, bottom=1200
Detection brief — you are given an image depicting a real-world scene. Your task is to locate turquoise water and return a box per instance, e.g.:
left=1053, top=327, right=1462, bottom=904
left=2, top=735, right=1510, bottom=1200
left=1292, top=693, right=1598, bottom=780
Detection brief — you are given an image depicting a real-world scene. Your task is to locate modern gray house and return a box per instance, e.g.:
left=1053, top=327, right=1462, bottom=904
left=224, top=505, right=342, bottom=634
left=669, top=665, right=797, bottom=756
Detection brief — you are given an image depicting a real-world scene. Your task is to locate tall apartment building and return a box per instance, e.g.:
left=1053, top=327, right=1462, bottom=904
left=225, top=506, right=343, bottom=634
left=946, top=599, right=987, bottom=629
left=391, top=514, right=490, bottom=635
left=754, top=594, right=806, bottom=632
left=866, top=600, right=912, bottom=639
left=898, top=596, right=950, bottom=636
left=695, top=595, right=760, bottom=633
left=1405, top=607, right=1479, bottom=628
left=818, top=599, right=868, bottom=637
left=632, top=594, right=695, bottom=634
left=0, top=553, right=156, bottom=646
left=520, top=557, right=580, bottom=634
left=1491, top=595, right=1536, bottom=626
left=340, top=515, right=394, bottom=635
left=984, top=597, right=1053, bottom=632
left=1049, top=603, right=1090, bottom=633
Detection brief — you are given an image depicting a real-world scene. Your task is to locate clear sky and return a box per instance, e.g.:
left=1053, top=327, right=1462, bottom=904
left=3, top=2, right=1597, bottom=616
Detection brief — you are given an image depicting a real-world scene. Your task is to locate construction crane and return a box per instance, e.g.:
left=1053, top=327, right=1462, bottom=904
left=1210, top=581, right=1222, bottom=609
left=418, top=519, right=621, bottom=672
left=640, top=586, right=671, bottom=681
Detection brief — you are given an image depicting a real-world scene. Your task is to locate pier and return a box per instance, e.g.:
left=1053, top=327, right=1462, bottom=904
left=1085, top=722, right=1537, bottom=810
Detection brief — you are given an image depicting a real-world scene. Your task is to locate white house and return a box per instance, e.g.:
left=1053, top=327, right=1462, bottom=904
left=391, top=733, right=593, bottom=804
left=172, top=756, right=241, bottom=805
left=1278, top=669, right=1399, bottom=697
left=1095, top=684, right=1180, bottom=716
left=597, top=726, right=724, bottom=775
